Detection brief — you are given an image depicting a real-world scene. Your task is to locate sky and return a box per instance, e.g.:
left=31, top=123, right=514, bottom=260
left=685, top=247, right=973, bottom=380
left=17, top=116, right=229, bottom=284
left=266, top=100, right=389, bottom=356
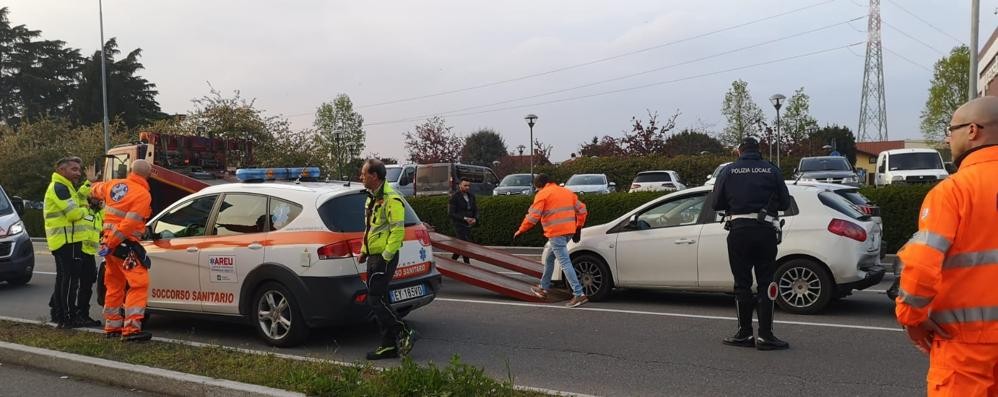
left=5, top=0, right=995, bottom=162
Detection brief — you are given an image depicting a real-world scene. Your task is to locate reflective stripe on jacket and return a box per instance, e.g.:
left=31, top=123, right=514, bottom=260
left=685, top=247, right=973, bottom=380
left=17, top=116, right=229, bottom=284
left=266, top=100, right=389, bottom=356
left=361, top=182, right=406, bottom=260
left=517, top=183, right=587, bottom=238
left=90, top=174, right=152, bottom=250
left=43, top=172, right=91, bottom=251
left=896, top=145, right=998, bottom=342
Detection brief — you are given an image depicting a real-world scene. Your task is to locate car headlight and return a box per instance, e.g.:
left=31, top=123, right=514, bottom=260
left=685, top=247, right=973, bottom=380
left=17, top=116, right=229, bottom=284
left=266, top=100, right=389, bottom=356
left=6, top=220, right=24, bottom=236
left=521, top=189, right=532, bottom=194
left=891, top=175, right=904, bottom=182
left=799, top=177, right=817, bottom=182
left=493, top=190, right=498, bottom=196
left=842, top=177, right=856, bottom=183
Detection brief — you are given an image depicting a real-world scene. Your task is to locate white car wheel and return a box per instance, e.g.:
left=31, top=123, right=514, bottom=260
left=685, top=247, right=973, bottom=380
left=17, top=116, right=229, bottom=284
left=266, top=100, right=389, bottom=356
left=775, top=259, right=833, bottom=315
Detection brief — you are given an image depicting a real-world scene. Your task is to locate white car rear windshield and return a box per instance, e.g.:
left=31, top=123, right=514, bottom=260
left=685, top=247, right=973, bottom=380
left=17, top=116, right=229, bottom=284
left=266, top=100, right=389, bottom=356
left=318, top=192, right=421, bottom=232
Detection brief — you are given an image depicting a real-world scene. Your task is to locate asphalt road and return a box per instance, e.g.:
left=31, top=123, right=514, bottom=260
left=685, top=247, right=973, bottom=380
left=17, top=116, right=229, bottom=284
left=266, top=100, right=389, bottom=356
left=0, top=362, right=160, bottom=397
left=3, top=242, right=926, bottom=397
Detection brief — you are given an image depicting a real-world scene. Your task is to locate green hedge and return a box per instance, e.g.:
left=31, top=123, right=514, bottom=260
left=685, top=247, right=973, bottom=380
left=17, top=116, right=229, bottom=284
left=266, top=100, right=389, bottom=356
left=859, top=184, right=933, bottom=254
left=23, top=208, right=43, bottom=238
left=408, top=192, right=666, bottom=247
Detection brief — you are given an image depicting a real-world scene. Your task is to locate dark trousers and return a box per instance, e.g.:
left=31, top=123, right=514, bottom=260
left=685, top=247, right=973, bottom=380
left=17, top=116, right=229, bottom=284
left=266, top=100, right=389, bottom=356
left=49, top=243, right=82, bottom=323
left=450, top=225, right=472, bottom=264
left=366, top=254, right=405, bottom=347
left=726, top=220, right=778, bottom=337
left=76, top=253, right=97, bottom=318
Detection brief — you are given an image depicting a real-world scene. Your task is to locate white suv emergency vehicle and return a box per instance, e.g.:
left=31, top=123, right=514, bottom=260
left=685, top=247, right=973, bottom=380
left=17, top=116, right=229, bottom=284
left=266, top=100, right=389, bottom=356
left=139, top=178, right=441, bottom=347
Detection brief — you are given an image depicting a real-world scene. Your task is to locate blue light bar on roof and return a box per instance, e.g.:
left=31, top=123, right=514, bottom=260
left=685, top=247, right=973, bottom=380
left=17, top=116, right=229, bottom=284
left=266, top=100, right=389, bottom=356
left=235, top=167, right=320, bottom=182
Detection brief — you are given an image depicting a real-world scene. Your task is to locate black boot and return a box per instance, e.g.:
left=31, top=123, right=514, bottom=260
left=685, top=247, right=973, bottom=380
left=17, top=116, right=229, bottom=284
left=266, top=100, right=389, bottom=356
left=722, top=299, right=755, bottom=347
left=121, top=331, right=152, bottom=342
left=756, top=299, right=789, bottom=351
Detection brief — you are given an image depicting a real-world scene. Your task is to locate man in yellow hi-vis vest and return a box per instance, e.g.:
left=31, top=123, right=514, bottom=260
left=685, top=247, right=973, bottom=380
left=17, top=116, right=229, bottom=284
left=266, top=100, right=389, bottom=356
left=74, top=179, right=103, bottom=328
left=44, top=156, right=94, bottom=328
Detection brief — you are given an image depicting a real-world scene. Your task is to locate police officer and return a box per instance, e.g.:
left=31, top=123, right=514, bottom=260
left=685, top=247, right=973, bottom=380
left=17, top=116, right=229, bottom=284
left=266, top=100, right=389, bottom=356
left=710, top=137, right=791, bottom=351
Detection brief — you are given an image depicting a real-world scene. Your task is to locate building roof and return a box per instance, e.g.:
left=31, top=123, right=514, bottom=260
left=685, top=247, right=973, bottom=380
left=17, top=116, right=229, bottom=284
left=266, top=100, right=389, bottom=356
left=855, top=140, right=905, bottom=156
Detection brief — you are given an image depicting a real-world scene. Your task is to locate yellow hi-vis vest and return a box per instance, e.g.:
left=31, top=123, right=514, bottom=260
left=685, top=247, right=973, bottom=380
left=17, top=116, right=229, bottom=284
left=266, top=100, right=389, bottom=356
left=43, top=172, right=92, bottom=251
left=361, top=182, right=406, bottom=260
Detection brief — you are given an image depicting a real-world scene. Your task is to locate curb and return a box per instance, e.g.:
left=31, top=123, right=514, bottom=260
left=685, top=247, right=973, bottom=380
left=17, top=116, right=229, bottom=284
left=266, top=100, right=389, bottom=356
left=0, top=341, right=304, bottom=397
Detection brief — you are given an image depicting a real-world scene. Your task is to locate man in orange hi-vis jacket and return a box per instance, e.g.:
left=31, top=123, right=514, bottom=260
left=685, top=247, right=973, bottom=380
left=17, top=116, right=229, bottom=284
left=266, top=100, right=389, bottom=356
left=86, top=159, right=153, bottom=342
left=896, top=95, right=998, bottom=395
left=514, top=174, right=589, bottom=308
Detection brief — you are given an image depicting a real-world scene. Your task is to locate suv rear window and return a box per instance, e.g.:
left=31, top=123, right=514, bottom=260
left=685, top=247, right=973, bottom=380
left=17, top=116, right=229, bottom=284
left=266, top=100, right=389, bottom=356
left=318, top=192, right=421, bottom=232
left=818, top=192, right=868, bottom=220
left=634, top=172, right=671, bottom=182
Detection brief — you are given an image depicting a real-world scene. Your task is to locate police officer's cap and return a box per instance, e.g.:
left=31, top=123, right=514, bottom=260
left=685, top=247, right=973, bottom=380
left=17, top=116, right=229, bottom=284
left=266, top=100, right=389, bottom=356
left=738, top=137, right=760, bottom=152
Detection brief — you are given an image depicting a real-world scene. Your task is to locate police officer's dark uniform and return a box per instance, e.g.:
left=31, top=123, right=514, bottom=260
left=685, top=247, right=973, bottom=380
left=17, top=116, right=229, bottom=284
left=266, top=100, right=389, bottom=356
left=710, top=137, right=791, bottom=350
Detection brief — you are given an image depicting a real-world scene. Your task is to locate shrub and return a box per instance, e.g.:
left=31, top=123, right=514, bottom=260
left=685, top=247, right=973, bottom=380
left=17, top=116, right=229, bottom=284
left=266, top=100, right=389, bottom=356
left=859, top=184, right=933, bottom=254
left=408, top=191, right=666, bottom=247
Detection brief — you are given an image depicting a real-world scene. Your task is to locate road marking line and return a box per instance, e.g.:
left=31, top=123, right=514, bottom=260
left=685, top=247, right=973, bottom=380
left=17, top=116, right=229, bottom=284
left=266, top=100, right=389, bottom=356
left=33, top=271, right=56, bottom=276
left=436, top=297, right=904, bottom=332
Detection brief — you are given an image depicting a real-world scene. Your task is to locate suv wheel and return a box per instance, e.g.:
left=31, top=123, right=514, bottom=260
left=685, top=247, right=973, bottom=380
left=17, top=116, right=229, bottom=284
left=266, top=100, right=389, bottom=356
left=6, top=272, right=32, bottom=286
left=572, top=253, right=613, bottom=301
left=775, top=259, right=833, bottom=315
left=253, top=282, right=309, bottom=347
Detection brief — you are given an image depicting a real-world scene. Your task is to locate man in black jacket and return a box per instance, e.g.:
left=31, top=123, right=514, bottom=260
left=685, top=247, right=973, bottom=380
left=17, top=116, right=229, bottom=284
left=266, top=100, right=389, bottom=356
left=448, top=179, right=478, bottom=264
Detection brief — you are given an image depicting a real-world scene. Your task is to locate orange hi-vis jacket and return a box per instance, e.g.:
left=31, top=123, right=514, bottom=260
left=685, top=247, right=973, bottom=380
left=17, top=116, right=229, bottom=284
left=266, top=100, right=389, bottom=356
left=90, top=174, right=152, bottom=250
left=517, top=182, right=588, bottom=238
left=896, top=145, right=998, bottom=343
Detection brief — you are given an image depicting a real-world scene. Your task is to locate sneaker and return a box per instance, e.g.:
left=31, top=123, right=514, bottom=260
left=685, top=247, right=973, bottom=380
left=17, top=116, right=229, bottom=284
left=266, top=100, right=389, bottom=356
left=566, top=295, right=588, bottom=308
left=121, top=331, right=152, bottom=342
left=398, top=328, right=417, bottom=357
left=530, top=286, right=548, bottom=299
left=366, top=346, right=399, bottom=360
left=755, top=335, right=790, bottom=351
left=722, top=331, right=755, bottom=348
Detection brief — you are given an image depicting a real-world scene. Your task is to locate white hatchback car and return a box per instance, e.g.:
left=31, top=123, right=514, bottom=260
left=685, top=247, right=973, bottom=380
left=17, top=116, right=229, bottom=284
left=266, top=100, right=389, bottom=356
left=546, top=184, right=885, bottom=314
left=628, top=170, right=687, bottom=193
left=135, top=181, right=441, bottom=347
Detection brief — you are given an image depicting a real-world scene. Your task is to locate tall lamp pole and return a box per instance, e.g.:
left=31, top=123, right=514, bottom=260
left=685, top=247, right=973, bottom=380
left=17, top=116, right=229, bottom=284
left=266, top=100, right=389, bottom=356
left=524, top=114, right=538, bottom=178
left=769, top=94, right=785, bottom=168
left=971, top=0, right=980, bottom=99
left=98, top=0, right=110, bottom=153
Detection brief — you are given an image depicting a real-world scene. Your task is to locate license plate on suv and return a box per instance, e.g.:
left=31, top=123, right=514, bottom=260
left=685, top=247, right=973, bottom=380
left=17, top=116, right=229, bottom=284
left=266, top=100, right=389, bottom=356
left=390, top=284, right=427, bottom=303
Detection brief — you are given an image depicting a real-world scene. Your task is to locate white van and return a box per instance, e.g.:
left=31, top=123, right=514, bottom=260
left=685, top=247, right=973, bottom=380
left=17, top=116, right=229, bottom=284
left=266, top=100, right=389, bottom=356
left=385, top=164, right=417, bottom=196
left=874, top=148, right=948, bottom=187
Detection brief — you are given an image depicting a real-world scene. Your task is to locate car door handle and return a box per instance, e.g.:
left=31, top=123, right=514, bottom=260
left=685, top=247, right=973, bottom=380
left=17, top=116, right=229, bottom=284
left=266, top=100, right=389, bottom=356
left=186, top=246, right=199, bottom=253
left=674, top=239, right=696, bottom=245
left=248, top=242, right=263, bottom=250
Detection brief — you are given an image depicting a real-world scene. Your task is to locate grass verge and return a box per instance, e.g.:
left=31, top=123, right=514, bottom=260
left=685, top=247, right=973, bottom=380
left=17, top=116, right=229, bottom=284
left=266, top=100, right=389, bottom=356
left=0, top=320, right=547, bottom=397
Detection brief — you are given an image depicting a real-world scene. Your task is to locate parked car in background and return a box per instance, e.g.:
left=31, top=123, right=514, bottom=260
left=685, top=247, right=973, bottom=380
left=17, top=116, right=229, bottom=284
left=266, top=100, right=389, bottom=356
left=0, top=184, right=34, bottom=286
left=628, top=170, right=687, bottom=193
left=793, top=156, right=860, bottom=186
left=414, top=163, right=500, bottom=196
left=874, top=148, right=948, bottom=187
left=702, top=162, right=731, bottom=186
left=385, top=164, right=417, bottom=196
left=563, top=174, right=615, bottom=195
left=493, top=173, right=535, bottom=196
left=547, top=183, right=884, bottom=314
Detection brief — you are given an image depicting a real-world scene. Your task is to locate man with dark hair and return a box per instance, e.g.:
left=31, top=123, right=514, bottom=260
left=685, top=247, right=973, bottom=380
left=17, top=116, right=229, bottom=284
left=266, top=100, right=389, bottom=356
left=44, top=156, right=93, bottom=328
left=711, top=137, right=791, bottom=351
left=358, top=158, right=415, bottom=360
left=448, top=178, right=478, bottom=264
left=515, top=174, right=589, bottom=308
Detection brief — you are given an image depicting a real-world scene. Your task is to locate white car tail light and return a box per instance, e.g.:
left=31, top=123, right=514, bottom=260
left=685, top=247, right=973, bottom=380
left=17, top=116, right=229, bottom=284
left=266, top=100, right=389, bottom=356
left=415, top=229, right=432, bottom=246
left=827, top=219, right=867, bottom=242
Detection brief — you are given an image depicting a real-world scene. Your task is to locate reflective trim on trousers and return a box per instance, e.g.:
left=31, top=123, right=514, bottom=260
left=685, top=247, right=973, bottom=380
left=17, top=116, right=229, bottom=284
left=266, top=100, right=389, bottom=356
left=104, top=320, right=123, bottom=329
left=124, top=307, right=145, bottom=317
left=931, top=306, right=998, bottom=325
left=103, top=306, right=122, bottom=315
left=898, top=288, right=933, bottom=308
left=907, top=231, right=952, bottom=254
left=943, top=249, right=998, bottom=270
left=124, top=319, right=142, bottom=331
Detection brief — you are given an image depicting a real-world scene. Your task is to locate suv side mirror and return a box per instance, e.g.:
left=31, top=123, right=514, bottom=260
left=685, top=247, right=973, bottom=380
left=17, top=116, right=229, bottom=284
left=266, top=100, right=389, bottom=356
left=399, top=175, right=412, bottom=186
left=944, top=162, right=957, bottom=174
left=10, top=196, right=24, bottom=217
left=627, top=214, right=639, bottom=229
left=609, top=182, right=616, bottom=188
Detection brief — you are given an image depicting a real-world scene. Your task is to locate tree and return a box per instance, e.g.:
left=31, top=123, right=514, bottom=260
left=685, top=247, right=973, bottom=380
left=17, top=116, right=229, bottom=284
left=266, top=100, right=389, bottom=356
left=779, top=87, right=818, bottom=146
left=0, top=7, right=82, bottom=127
left=461, top=128, right=508, bottom=166
left=314, top=94, right=366, bottom=174
left=256, top=128, right=323, bottom=169
left=533, top=138, right=553, bottom=165
left=180, top=85, right=276, bottom=143
left=621, top=110, right=679, bottom=155
left=578, top=135, right=625, bottom=157
left=720, top=79, right=765, bottom=147
left=404, top=116, right=463, bottom=163
left=795, top=124, right=858, bottom=165
left=662, top=129, right=725, bottom=156
left=72, top=38, right=164, bottom=128
left=920, top=45, right=970, bottom=142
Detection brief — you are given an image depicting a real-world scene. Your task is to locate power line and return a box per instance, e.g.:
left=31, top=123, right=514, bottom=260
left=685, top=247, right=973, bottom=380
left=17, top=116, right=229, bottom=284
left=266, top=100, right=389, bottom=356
left=364, top=17, right=863, bottom=124
left=882, top=20, right=946, bottom=56
left=883, top=46, right=933, bottom=72
left=355, top=0, right=840, bottom=109
left=884, top=0, right=965, bottom=44
left=366, top=42, right=865, bottom=126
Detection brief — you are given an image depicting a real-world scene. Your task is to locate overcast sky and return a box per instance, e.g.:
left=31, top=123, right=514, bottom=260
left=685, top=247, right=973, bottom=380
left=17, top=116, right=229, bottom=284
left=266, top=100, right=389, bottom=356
left=5, top=1, right=994, bottom=161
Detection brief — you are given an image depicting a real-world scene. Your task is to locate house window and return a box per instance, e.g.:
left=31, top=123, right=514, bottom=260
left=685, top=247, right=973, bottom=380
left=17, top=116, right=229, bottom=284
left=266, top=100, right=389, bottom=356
left=868, top=155, right=876, bottom=164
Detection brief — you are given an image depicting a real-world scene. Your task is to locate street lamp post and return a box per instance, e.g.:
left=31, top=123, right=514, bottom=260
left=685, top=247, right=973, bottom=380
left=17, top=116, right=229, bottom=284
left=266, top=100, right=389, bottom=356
left=524, top=114, right=537, bottom=179
left=516, top=145, right=525, bottom=157
left=98, top=0, right=110, bottom=153
left=769, top=94, right=785, bottom=168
